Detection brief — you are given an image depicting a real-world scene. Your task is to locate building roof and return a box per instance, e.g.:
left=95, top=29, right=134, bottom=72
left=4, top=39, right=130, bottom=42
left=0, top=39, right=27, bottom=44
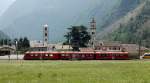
left=95, top=41, right=121, bottom=47
left=0, top=45, right=15, bottom=51
left=80, top=48, right=94, bottom=52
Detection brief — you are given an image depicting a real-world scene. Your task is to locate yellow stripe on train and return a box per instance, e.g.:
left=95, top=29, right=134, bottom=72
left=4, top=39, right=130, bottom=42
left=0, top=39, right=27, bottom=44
left=143, top=56, right=150, bottom=59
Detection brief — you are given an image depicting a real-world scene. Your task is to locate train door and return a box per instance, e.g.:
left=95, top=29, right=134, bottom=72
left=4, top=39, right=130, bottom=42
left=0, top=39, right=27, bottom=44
left=72, top=53, right=77, bottom=60
left=112, top=53, right=115, bottom=60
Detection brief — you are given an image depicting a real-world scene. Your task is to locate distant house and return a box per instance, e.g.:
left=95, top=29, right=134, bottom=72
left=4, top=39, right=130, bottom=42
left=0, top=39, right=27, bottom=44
left=29, top=40, right=48, bottom=51
left=30, top=46, right=48, bottom=51
left=47, top=44, right=73, bottom=51
left=121, top=44, right=148, bottom=58
left=94, top=41, right=123, bottom=52
left=30, top=40, right=73, bottom=51
left=0, top=45, right=15, bottom=56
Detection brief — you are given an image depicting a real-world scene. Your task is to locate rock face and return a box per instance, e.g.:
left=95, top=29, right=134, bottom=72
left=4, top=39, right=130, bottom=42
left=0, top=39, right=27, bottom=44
left=0, top=0, right=120, bottom=42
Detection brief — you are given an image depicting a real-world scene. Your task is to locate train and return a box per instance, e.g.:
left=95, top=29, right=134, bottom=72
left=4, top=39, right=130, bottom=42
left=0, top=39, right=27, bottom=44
left=141, top=53, right=150, bottom=59
left=24, top=51, right=129, bottom=60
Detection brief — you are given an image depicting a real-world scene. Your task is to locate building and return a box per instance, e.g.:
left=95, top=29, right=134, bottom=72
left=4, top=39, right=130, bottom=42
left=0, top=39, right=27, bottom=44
left=43, top=24, right=49, bottom=46
left=30, top=40, right=48, bottom=51
left=90, top=18, right=96, bottom=49
left=94, top=41, right=123, bottom=52
left=0, top=45, right=15, bottom=56
left=122, top=44, right=148, bottom=58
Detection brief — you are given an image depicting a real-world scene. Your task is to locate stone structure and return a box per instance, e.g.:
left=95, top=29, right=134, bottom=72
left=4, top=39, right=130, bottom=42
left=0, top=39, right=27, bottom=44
left=90, top=18, right=96, bottom=49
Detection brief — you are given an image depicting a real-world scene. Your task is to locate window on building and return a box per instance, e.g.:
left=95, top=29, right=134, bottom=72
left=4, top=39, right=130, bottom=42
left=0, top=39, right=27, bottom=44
left=45, top=39, right=47, bottom=41
left=109, top=47, right=112, bottom=50
left=113, top=47, right=117, bottom=50
left=45, top=33, right=48, bottom=36
left=45, top=28, right=47, bottom=31
left=92, top=32, right=95, bottom=35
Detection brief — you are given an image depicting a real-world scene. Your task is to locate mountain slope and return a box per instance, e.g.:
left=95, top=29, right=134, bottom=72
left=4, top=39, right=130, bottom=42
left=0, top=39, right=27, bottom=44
left=0, top=30, right=9, bottom=40
left=0, top=0, right=120, bottom=42
left=102, top=0, right=150, bottom=47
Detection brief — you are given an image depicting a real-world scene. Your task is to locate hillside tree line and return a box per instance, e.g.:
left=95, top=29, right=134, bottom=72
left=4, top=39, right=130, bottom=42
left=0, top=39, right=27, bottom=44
left=0, top=37, right=30, bottom=51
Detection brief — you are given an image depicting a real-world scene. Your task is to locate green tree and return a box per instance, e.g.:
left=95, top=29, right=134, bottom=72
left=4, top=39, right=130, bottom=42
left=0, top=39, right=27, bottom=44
left=65, top=25, right=91, bottom=51
left=18, top=38, right=23, bottom=49
left=23, top=37, right=30, bottom=48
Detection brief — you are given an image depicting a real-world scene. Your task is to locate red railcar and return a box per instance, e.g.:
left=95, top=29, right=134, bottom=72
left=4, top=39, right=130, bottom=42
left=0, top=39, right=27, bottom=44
left=24, top=51, right=129, bottom=60
left=60, top=52, right=95, bottom=60
left=24, top=52, right=61, bottom=60
left=95, top=52, right=129, bottom=60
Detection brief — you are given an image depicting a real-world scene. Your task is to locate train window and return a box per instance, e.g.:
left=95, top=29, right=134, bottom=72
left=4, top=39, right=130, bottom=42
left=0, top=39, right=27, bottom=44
left=123, top=54, right=127, bottom=56
left=119, top=54, right=122, bottom=56
left=90, top=54, right=93, bottom=56
left=101, top=54, right=107, bottom=56
left=50, top=54, right=53, bottom=56
left=38, top=54, right=41, bottom=56
left=144, top=54, right=150, bottom=56
left=45, top=54, right=48, bottom=56
left=82, top=54, right=85, bottom=57
left=66, top=54, right=70, bottom=56
left=62, top=54, right=65, bottom=56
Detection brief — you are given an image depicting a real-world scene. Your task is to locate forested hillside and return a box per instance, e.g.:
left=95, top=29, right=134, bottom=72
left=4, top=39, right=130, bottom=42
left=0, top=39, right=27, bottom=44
left=104, top=0, right=150, bottom=47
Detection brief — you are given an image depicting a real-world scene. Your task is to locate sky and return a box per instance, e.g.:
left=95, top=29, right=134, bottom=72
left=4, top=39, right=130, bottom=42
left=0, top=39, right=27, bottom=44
left=0, top=0, right=15, bottom=16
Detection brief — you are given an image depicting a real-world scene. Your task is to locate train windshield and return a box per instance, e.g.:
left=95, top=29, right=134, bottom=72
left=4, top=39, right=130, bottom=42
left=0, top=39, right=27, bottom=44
left=144, top=54, right=150, bottom=56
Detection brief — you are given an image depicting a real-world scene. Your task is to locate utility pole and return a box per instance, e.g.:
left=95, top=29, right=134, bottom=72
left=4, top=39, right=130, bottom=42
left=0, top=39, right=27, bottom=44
left=68, top=32, right=71, bottom=51
left=16, top=41, right=18, bottom=60
left=138, top=39, right=142, bottom=59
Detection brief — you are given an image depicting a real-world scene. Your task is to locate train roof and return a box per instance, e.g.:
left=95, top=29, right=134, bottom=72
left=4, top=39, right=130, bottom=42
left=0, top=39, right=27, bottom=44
left=25, top=51, right=128, bottom=54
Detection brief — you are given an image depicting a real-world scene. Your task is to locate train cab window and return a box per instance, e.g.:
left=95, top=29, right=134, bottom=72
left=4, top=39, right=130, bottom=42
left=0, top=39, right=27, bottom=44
left=144, top=54, right=150, bottom=56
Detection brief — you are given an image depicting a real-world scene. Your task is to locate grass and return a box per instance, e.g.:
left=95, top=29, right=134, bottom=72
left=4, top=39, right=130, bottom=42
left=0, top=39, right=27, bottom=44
left=0, top=60, right=150, bottom=83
